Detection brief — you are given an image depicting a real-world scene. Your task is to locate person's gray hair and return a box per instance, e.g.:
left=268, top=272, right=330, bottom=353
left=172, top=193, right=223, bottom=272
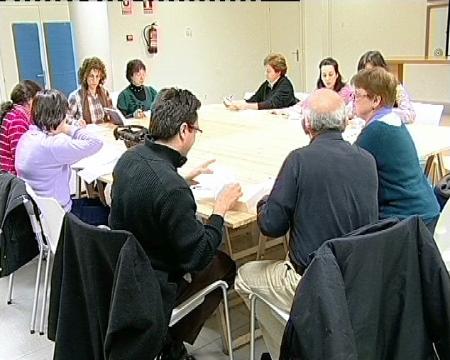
left=308, top=104, right=347, bottom=133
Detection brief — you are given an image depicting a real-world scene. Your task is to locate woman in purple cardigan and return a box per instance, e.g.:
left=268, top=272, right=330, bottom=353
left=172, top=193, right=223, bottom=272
left=15, top=89, right=107, bottom=225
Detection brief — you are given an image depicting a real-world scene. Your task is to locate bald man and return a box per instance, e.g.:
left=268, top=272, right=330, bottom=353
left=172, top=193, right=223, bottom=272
left=235, top=88, right=379, bottom=360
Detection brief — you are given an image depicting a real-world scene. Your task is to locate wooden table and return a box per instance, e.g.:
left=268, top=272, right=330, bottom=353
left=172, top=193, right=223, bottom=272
left=386, top=57, right=450, bottom=83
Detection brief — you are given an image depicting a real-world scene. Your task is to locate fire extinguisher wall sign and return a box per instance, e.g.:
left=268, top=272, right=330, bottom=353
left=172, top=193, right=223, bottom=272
left=144, top=22, right=158, bottom=54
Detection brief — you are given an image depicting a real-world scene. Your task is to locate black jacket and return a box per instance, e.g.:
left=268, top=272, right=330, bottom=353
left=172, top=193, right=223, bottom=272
left=280, top=217, right=450, bottom=360
left=48, top=212, right=177, bottom=360
left=247, top=75, right=298, bottom=109
left=0, top=172, right=39, bottom=277
left=110, top=137, right=225, bottom=281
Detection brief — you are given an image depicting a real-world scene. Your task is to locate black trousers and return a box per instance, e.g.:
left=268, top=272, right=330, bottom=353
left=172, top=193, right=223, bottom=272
left=169, top=250, right=236, bottom=344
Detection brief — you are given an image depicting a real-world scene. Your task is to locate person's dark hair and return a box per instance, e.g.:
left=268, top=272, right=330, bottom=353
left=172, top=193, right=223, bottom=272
left=316, top=57, right=346, bottom=92
left=32, top=89, right=69, bottom=131
left=357, top=50, right=388, bottom=71
left=0, top=80, right=42, bottom=123
left=126, top=59, right=146, bottom=83
left=149, top=88, right=201, bottom=140
left=78, top=57, right=107, bottom=89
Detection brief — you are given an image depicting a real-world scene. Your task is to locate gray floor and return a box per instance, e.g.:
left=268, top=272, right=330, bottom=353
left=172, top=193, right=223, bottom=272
left=0, top=257, right=268, bottom=360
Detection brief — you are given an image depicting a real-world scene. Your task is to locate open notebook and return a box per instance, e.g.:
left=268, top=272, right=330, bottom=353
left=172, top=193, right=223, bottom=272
left=190, top=166, right=274, bottom=214
left=104, top=107, right=126, bottom=125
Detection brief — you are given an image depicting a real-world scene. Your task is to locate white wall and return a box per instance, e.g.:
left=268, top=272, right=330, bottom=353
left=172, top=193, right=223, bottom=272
left=0, top=1, right=448, bottom=105
left=107, top=1, right=271, bottom=103
left=302, top=0, right=449, bottom=104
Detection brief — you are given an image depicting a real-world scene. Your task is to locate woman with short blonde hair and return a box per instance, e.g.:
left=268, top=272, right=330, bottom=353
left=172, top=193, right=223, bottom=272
left=226, top=53, right=298, bottom=111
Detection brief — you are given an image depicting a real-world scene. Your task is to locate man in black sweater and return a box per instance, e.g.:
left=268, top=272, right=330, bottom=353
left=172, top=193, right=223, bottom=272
left=110, top=88, right=242, bottom=360
left=235, top=88, right=379, bottom=360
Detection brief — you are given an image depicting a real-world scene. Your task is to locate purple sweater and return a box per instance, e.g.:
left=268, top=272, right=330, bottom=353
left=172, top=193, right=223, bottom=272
left=15, top=125, right=103, bottom=211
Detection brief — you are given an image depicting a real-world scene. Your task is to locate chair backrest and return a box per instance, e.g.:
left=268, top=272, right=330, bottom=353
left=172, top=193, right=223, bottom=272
left=295, top=92, right=309, bottom=102
left=434, top=199, right=450, bottom=270
left=281, top=217, right=450, bottom=359
left=49, top=212, right=174, bottom=360
left=411, top=102, right=444, bottom=126
left=110, top=90, right=120, bottom=108
left=25, top=184, right=65, bottom=254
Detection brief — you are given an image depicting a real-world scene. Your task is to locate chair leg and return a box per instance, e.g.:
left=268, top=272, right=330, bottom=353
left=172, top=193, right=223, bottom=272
left=220, top=286, right=234, bottom=360
left=39, top=250, right=52, bottom=335
left=250, top=294, right=256, bottom=360
left=30, top=246, right=45, bottom=334
left=256, top=234, right=268, bottom=260
left=7, top=273, right=14, bottom=304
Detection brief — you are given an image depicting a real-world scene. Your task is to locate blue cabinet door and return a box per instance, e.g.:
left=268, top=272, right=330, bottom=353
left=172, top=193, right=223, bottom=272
left=12, top=23, right=45, bottom=88
left=44, top=22, right=77, bottom=97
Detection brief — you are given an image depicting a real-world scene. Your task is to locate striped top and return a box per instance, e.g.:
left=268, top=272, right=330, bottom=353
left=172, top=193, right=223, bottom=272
left=0, top=104, right=32, bottom=175
left=67, top=87, right=112, bottom=125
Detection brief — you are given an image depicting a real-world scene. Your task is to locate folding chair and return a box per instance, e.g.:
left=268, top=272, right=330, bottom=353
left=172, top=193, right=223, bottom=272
left=249, top=293, right=289, bottom=360
left=25, top=184, right=65, bottom=335
left=49, top=215, right=234, bottom=359
left=169, top=280, right=233, bottom=359
left=6, top=195, right=46, bottom=334
left=101, top=225, right=234, bottom=359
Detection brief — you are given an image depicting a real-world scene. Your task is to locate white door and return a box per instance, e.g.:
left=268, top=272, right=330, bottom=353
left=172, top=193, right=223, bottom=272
left=267, top=2, right=305, bottom=92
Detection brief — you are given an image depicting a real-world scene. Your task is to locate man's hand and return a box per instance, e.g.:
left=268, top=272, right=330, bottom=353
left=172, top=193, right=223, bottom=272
left=185, top=159, right=216, bottom=185
left=213, top=183, right=243, bottom=217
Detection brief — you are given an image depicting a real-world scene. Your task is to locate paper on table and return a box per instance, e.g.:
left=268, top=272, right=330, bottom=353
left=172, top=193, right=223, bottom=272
left=191, top=166, right=237, bottom=201
left=77, top=160, right=117, bottom=184
left=72, top=143, right=124, bottom=183
left=233, top=179, right=274, bottom=214
left=191, top=165, right=274, bottom=214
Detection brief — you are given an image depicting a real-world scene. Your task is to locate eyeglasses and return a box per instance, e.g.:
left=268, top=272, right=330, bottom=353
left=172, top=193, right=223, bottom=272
left=353, top=92, right=370, bottom=100
left=187, top=124, right=203, bottom=134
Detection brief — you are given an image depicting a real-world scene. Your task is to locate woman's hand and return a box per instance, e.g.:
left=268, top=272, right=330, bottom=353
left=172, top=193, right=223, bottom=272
left=133, top=109, right=145, bottom=119
left=52, top=120, right=73, bottom=136
left=226, top=101, right=248, bottom=111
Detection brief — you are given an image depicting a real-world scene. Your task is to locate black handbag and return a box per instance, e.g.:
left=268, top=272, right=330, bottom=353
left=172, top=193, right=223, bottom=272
left=113, top=125, right=148, bottom=148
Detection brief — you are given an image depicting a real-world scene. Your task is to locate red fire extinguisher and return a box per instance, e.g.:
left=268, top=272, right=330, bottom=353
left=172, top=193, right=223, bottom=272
left=143, top=22, right=158, bottom=54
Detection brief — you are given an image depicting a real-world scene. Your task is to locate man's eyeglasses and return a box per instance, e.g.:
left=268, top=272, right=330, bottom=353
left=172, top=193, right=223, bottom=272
left=187, top=124, right=203, bottom=134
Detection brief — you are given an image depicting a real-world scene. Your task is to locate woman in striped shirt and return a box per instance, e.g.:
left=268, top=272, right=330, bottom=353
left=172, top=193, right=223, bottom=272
left=0, top=80, right=42, bottom=175
left=67, top=57, right=113, bottom=125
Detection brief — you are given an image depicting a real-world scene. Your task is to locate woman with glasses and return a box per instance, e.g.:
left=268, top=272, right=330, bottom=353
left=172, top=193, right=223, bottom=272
left=357, top=50, right=415, bottom=124
left=67, top=57, right=113, bottom=125
left=353, top=67, right=439, bottom=233
left=225, top=53, right=298, bottom=110
left=117, top=59, right=157, bottom=119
